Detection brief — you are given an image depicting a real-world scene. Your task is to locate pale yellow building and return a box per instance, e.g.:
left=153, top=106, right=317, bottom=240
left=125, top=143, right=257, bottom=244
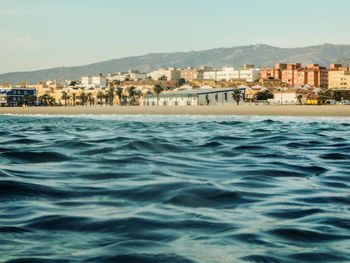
left=328, top=70, right=350, bottom=90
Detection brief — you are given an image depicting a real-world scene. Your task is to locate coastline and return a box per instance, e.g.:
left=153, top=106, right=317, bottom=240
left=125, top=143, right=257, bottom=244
left=0, top=105, right=350, bottom=116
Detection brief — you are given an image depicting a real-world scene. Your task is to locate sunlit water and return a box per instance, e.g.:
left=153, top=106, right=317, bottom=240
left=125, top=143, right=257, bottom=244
left=1, top=114, right=350, bottom=263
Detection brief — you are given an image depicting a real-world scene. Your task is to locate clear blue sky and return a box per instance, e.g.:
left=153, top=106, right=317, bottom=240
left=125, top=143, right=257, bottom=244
left=1, top=0, right=350, bottom=73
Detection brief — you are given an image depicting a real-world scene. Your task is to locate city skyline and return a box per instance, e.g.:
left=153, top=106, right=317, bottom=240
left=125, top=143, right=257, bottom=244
left=1, top=0, right=350, bottom=73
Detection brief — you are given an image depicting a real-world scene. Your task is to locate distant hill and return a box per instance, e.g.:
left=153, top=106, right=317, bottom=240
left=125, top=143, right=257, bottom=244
left=335, top=58, right=350, bottom=66
left=1, top=43, right=350, bottom=84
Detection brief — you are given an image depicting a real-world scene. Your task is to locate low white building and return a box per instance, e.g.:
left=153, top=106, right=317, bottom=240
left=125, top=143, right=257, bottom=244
left=148, top=68, right=181, bottom=80
left=269, top=88, right=309, bottom=104
left=145, top=87, right=243, bottom=106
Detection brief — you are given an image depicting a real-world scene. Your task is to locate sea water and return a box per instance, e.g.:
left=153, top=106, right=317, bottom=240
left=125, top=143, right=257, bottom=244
left=0, top=115, right=350, bottom=263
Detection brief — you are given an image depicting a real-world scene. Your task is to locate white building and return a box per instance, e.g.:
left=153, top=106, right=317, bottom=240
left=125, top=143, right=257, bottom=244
left=203, top=71, right=218, bottom=80
left=81, top=74, right=106, bottom=88
left=148, top=68, right=181, bottom=80
left=107, top=70, right=147, bottom=82
left=204, top=66, right=261, bottom=82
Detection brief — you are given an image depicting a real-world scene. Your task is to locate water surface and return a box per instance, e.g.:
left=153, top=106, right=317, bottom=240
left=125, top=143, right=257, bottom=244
left=1, top=115, right=350, bottom=263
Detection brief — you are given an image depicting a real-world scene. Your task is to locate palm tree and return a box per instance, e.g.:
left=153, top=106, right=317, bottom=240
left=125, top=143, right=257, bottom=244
left=97, top=91, right=104, bottom=106
left=127, top=86, right=137, bottom=105
left=87, top=93, right=93, bottom=106
left=103, top=93, right=109, bottom=106
left=48, top=96, right=55, bottom=106
left=6, top=96, right=11, bottom=107
left=72, top=93, right=76, bottom=106
left=116, top=88, right=123, bottom=106
left=29, top=95, right=36, bottom=106
left=61, top=91, right=70, bottom=106
left=153, top=84, right=163, bottom=106
left=80, top=92, right=88, bottom=106
left=39, top=94, right=50, bottom=106
left=121, top=94, right=128, bottom=106
left=232, top=90, right=241, bottom=105
left=23, top=94, right=30, bottom=106
left=107, top=87, right=115, bottom=106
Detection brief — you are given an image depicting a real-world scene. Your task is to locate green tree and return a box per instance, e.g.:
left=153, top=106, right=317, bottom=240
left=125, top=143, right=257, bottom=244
left=178, top=78, right=186, bottom=86
left=297, top=94, right=303, bottom=105
left=256, top=90, right=273, bottom=100
left=232, top=90, right=241, bottom=105
left=158, top=75, right=167, bottom=81
left=333, top=90, right=342, bottom=101
left=153, top=84, right=164, bottom=106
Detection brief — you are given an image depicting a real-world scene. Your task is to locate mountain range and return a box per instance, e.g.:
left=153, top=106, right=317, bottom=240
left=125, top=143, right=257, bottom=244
left=1, top=44, right=350, bottom=84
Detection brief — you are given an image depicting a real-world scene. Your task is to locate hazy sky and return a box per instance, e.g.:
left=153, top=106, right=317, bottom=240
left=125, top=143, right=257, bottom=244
left=1, top=0, right=350, bottom=73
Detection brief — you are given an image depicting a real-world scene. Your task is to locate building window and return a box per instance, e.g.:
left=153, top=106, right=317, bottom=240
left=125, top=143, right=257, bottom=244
left=224, top=93, right=227, bottom=101
left=215, top=94, right=218, bottom=101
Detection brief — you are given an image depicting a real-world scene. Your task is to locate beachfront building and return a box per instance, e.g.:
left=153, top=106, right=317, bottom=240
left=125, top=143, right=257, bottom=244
left=107, top=70, right=147, bottom=82
left=81, top=74, right=106, bottom=88
left=328, top=66, right=350, bottom=90
left=270, top=88, right=310, bottom=104
left=148, top=68, right=181, bottom=80
left=145, top=87, right=244, bottom=106
left=0, top=87, right=36, bottom=106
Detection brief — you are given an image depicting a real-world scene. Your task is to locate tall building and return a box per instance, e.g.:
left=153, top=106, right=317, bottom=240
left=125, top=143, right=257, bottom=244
left=328, top=65, right=350, bottom=89
left=262, top=63, right=328, bottom=87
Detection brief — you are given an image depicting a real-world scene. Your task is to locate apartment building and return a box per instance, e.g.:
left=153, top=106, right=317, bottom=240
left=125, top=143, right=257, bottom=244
left=204, top=66, right=261, bottom=82
left=262, top=63, right=328, bottom=87
left=329, top=69, right=350, bottom=89
left=260, top=63, right=287, bottom=79
left=180, top=66, right=213, bottom=82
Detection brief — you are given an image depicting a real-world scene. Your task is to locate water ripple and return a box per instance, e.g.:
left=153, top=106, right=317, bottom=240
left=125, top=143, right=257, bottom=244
left=1, top=115, right=350, bottom=262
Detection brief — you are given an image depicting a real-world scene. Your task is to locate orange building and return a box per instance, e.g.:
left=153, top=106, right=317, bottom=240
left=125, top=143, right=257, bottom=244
left=262, top=63, right=328, bottom=88
left=260, top=63, right=287, bottom=80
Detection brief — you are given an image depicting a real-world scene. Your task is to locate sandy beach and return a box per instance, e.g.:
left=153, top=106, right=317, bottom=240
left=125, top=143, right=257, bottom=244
left=0, top=105, right=349, bottom=116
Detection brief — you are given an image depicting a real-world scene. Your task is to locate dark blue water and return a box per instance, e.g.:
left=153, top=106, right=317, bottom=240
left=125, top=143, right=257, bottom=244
left=1, top=114, right=350, bottom=263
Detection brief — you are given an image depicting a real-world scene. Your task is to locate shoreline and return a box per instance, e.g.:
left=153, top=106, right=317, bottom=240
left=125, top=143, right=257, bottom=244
left=0, top=105, right=349, bottom=117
